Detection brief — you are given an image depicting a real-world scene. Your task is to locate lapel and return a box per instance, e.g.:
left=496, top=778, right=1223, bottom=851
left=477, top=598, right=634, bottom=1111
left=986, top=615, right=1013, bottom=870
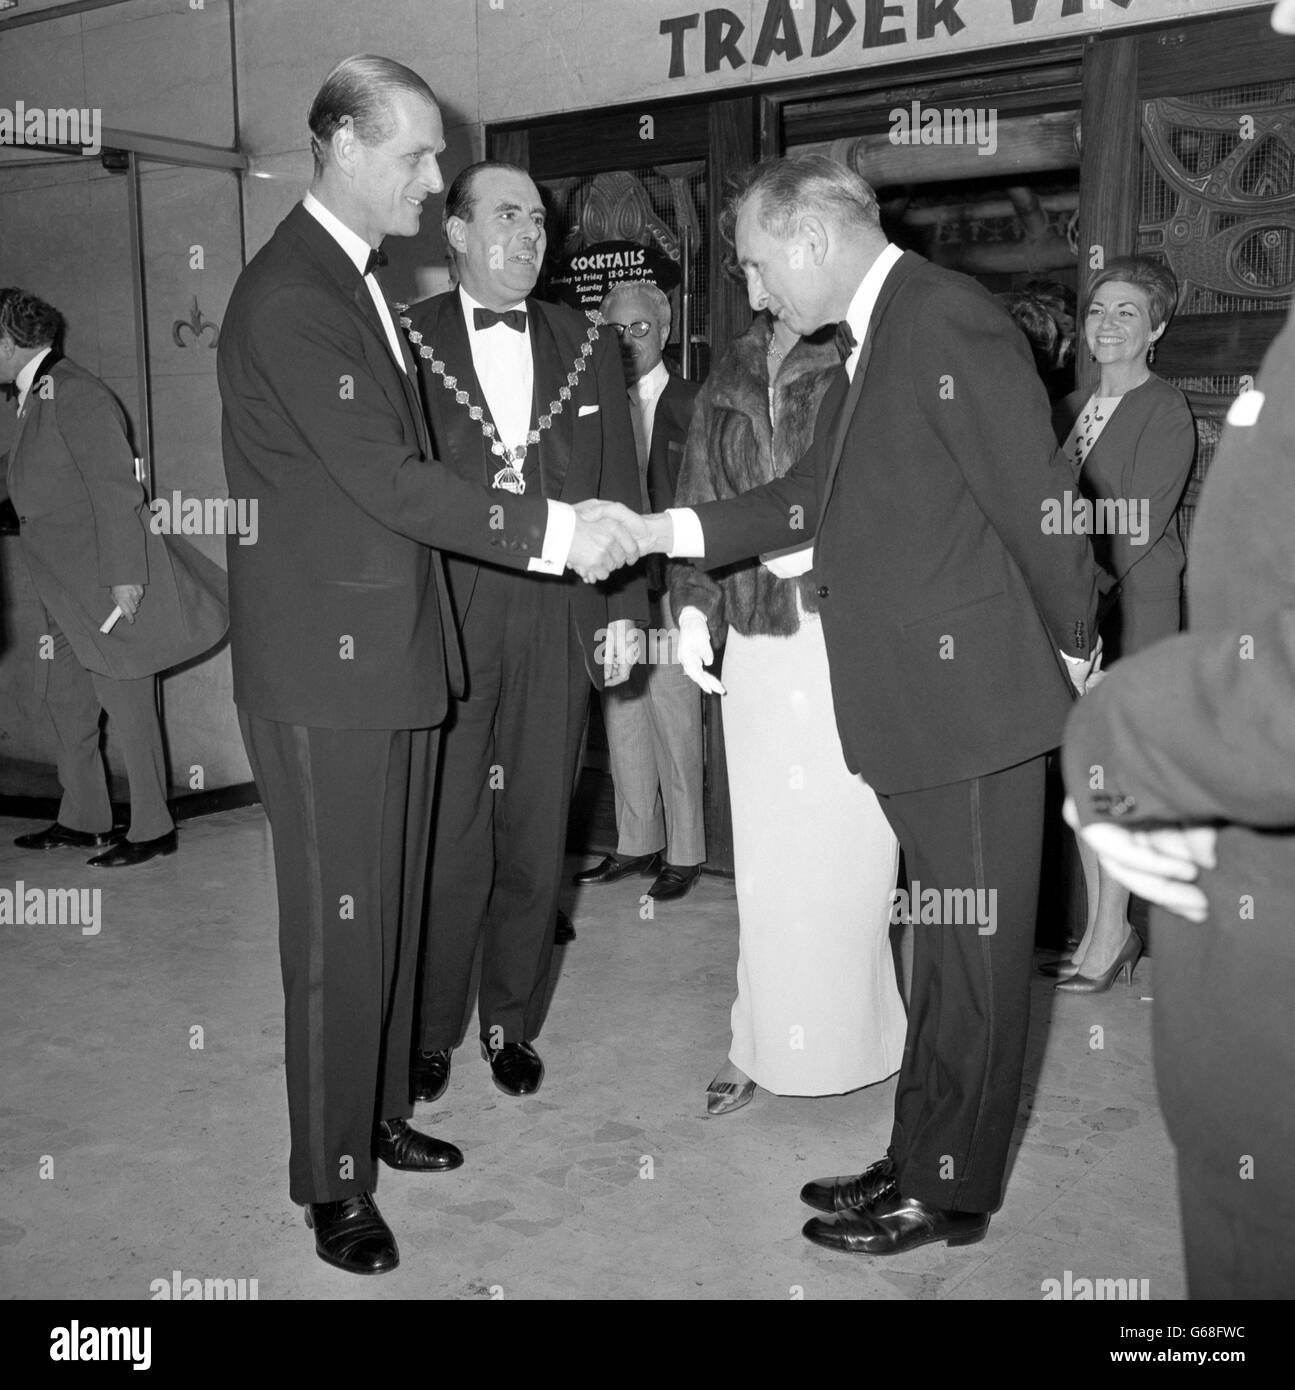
left=527, top=299, right=572, bottom=500
left=287, top=205, right=426, bottom=455
left=818, top=251, right=916, bottom=522
left=352, top=278, right=431, bottom=456
left=8, top=348, right=62, bottom=478
left=428, top=292, right=502, bottom=485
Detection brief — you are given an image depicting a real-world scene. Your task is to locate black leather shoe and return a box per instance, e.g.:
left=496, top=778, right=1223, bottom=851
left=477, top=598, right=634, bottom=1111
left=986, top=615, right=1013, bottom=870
left=304, top=1192, right=399, bottom=1274
left=410, top=1049, right=452, bottom=1104
left=554, top=908, right=576, bottom=944
left=648, top=863, right=702, bottom=901
left=375, top=1117, right=463, bottom=1172
left=800, top=1154, right=899, bottom=1214
left=481, top=1039, right=544, bottom=1096
left=87, top=829, right=177, bottom=868
left=572, top=852, right=661, bottom=885
left=802, top=1193, right=989, bottom=1255
left=14, top=822, right=123, bottom=851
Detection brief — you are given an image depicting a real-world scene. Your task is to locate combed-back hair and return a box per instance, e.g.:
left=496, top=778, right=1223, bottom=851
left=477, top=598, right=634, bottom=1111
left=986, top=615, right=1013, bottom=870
left=442, top=160, right=532, bottom=231
left=308, top=54, right=438, bottom=175
left=724, top=154, right=882, bottom=244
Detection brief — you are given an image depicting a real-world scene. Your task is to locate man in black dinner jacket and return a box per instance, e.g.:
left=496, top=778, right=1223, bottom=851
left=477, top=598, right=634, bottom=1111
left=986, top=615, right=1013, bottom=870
left=218, top=58, right=640, bottom=1275
left=404, top=163, right=645, bottom=1108
left=631, top=155, right=1101, bottom=1255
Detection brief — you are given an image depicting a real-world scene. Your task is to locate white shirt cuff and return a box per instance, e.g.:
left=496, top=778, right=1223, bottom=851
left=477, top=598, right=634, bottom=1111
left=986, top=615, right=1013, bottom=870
left=760, top=544, right=815, bottom=578
left=528, top=499, right=577, bottom=575
left=1060, top=649, right=1086, bottom=666
left=665, top=507, right=703, bottom=557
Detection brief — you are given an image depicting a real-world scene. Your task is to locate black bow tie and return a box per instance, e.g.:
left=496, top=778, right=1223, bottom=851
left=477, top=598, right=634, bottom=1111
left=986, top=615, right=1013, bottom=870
left=363, top=247, right=388, bottom=277
left=474, top=306, right=528, bottom=333
left=834, top=319, right=857, bottom=362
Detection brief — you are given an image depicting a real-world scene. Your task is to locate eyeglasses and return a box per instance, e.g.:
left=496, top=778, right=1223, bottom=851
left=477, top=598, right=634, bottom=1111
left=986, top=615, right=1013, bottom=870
left=606, top=320, right=653, bottom=340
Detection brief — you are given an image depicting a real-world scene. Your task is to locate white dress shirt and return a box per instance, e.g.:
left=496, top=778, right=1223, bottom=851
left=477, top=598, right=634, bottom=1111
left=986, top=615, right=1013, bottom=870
left=454, top=285, right=574, bottom=573
left=459, top=284, right=534, bottom=455
left=633, top=358, right=670, bottom=452
left=667, top=243, right=904, bottom=561
left=302, top=192, right=406, bottom=372
left=15, top=347, right=52, bottom=413
left=300, top=194, right=574, bottom=574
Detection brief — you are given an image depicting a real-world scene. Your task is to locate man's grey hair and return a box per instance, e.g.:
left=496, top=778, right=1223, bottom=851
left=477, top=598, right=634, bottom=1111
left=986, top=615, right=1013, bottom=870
left=308, top=54, right=438, bottom=177
left=726, top=154, right=881, bottom=243
left=601, top=278, right=671, bottom=329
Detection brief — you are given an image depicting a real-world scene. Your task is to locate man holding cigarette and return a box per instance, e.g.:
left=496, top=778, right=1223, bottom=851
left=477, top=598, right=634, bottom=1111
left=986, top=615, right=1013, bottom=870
left=1, top=286, right=227, bottom=867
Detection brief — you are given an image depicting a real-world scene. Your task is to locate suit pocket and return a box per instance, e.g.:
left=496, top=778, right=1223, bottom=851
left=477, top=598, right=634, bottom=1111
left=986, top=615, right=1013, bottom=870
left=578, top=404, right=600, bottom=417
left=899, top=588, right=1006, bottom=631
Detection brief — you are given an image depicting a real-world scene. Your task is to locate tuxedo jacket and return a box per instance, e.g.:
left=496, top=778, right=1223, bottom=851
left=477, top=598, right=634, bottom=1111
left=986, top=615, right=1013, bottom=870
left=643, top=372, right=700, bottom=595
left=1063, top=307, right=1295, bottom=1210
left=219, top=204, right=558, bottom=730
left=692, top=251, right=1099, bottom=795
left=2, top=352, right=226, bottom=680
left=404, top=291, right=646, bottom=690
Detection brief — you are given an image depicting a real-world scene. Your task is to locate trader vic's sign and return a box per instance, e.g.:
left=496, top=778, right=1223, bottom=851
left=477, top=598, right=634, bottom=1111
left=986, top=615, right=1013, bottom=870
left=658, top=0, right=1138, bottom=78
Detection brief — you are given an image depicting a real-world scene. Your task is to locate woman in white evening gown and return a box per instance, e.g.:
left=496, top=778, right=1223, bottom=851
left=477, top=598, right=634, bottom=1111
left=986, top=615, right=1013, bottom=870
left=670, top=309, right=906, bottom=1113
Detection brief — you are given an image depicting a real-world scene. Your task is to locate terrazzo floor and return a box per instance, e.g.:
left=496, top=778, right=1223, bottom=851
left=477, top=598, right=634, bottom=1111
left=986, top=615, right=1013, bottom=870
left=0, top=805, right=1184, bottom=1301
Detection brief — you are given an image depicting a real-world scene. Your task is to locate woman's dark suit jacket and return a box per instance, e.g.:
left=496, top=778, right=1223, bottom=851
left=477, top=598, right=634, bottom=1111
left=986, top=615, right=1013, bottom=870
left=1055, top=374, right=1196, bottom=660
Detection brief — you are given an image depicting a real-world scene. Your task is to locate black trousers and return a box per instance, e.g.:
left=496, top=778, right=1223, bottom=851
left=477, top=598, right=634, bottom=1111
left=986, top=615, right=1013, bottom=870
left=877, top=752, right=1047, bottom=1214
left=239, top=711, right=437, bottom=1206
left=418, top=566, right=588, bottom=1051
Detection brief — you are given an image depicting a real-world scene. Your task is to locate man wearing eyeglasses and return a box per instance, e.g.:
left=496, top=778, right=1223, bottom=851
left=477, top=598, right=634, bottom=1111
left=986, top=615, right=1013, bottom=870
left=575, top=280, right=706, bottom=902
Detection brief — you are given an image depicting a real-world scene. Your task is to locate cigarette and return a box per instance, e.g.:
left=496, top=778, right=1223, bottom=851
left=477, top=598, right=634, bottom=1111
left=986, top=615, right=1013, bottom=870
left=100, top=606, right=123, bottom=634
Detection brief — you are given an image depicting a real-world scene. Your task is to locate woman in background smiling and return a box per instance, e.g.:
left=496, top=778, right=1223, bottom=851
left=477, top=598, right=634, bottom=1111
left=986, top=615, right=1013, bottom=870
left=1047, top=256, right=1196, bottom=993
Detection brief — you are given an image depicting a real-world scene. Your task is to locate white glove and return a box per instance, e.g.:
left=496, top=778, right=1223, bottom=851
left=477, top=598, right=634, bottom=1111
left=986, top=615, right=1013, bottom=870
left=677, top=607, right=725, bottom=695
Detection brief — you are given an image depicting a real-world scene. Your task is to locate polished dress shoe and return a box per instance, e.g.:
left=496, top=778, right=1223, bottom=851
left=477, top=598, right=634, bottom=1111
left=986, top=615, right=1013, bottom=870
left=375, top=1117, right=463, bottom=1171
left=14, top=822, right=123, bottom=851
left=410, top=1049, right=452, bottom=1104
left=648, top=862, right=702, bottom=901
left=706, top=1078, right=755, bottom=1116
left=1055, top=929, right=1143, bottom=995
left=304, top=1191, right=398, bottom=1275
left=554, top=908, right=576, bottom=944
left=87, top=829, right=177, bottom=868
left=572, top=851, right=661, bottom=885
left=802, top=1193, right=989, bottom=1255
left=481, top=1039, right=544, bottom=1096
left=1037, top=955, right=1080, bottom=980
left=800, top=1154, right=898, bottom=1214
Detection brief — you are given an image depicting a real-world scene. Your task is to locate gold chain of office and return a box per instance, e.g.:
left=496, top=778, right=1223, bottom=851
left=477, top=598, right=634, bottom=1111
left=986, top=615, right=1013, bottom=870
left=396, top=305, right=603, bottom=495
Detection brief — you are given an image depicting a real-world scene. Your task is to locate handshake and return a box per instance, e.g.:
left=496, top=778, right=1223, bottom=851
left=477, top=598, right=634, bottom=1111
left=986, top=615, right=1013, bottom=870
left=567, top=499, right=672, bottom=584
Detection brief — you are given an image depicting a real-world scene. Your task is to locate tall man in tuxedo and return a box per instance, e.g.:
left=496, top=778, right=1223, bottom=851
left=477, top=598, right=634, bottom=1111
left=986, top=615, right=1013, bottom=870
left=405, top=163, right=646, bottom=1106
left=634, top=155, right=1100, bottom=1254
left=218, top=60, right=640, bottom=1275
left=575, top=279, right=705, bottom=902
